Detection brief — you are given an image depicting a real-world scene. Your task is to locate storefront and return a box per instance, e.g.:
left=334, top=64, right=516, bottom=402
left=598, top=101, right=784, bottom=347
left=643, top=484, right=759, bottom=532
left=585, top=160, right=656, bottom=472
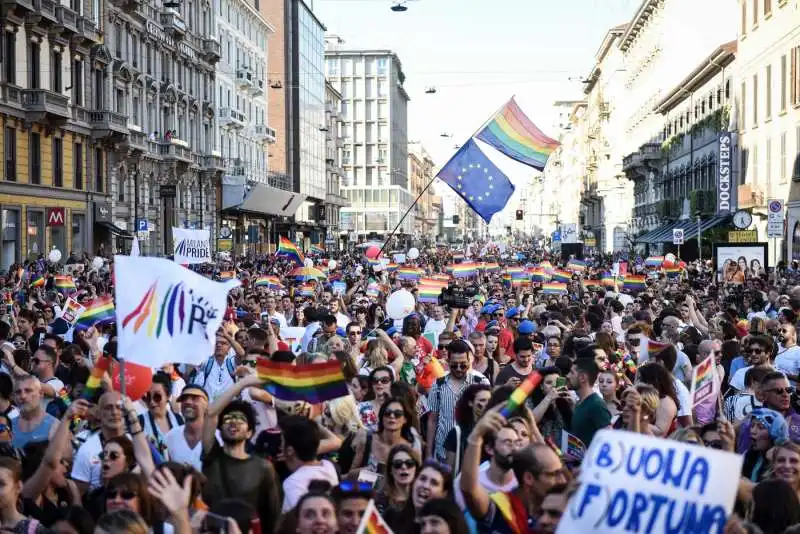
left=92, top=201, right=133, bottom=254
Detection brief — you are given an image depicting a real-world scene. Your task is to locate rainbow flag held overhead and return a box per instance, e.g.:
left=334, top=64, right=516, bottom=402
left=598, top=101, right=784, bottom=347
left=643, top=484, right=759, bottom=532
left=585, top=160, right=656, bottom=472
left=566, top=259, right=587, bottom=273
left=218, top=271, right=236, bottom=281
left=30, top=276, right=45, bottom=288
left=254, top=276, right=283, bottom=289
left=417, top=285, right=443, bottom=304
left=482, top=262, right=501, bottom=273
left=384, top=263, right=399, bottom=273
left=500, top=371, right=542, bottom=418
left=505, top=266, right=526, bottom=279
left=354, top=500, right=394, bottom=534
left=82, top=356, right=111, bottom=402
left=419, top=277, right=448, bottom=289
left=582, top=279, right=602, bottom=291
left=54, top=275, right=76, bottom=292
left=451, top=263, right=479, bottom=278
left=539, top=260, right=553, bottom=273
left=296, top=283, right=315, bottom=298
left=257, top=358, right=349, bottom=405
left=646, top=339, right=671, bottom=359
left=397, top=267, right=421, bottom=281
left=75, top=297, right=116, bottom=330
left=622, top=274, right=646, bottom=292
left=644, top=256, right=665, bottom=268
left=530, top=267, right=550, bottom=282
left=541, top=282, right=568, bottom=295
left=663, top=266, right=682, bottom=278
left=475, top=97, right=560, bottom=171
left=551, top=269, right=572, bottom=283
left=601, top=272, right=616, bottom=288
left=276, top=236, right=304, bottom=265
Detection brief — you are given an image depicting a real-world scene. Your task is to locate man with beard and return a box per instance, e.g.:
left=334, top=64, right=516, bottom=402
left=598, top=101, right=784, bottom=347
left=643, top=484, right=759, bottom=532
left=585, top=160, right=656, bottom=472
left=453, top=425, right=518, bottom=509
left=164, top=385, right=209, bottom=471
left=71, top=391, right=126, bottom=493
left=774, top=324, right=800, bottom=386
left=9, top=375, right=58, bottom=449
left=202, top=375, right=280, bottom=534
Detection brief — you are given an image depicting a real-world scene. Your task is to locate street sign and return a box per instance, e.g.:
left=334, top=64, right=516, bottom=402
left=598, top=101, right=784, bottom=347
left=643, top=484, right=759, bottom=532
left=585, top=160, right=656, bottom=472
left=552, top=230, right=561, bottom=242
left=673, top=228, right=684, bottom=245
left=560, top=224, right=578, bottom=244
left=136, top=218, right=148, bottom=232
left=219, top=226, right=232, bottom=239
left=768, top=199, right=785, bottom=238
left=136, top=231, right=148, bottom=240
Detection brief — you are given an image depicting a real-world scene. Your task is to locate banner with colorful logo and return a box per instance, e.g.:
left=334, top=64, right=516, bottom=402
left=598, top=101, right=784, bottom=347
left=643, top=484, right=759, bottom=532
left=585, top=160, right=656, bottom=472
left=172, top=227, right=211, bottom=264
left=114, top=256, right=241, bottom=368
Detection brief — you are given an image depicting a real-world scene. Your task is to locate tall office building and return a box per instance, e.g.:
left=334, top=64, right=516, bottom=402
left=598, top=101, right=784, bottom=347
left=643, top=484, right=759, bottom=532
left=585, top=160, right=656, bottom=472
left=325, top=40, right=412, bottom=242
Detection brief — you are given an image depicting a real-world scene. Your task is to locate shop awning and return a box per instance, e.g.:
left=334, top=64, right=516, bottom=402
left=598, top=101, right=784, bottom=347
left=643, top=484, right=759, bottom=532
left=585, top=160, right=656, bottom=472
left=222, top=179, right=306, bottom=217
left=97, top=221, right=133, bottom=239
left=635, top=215, right=732, bottom=244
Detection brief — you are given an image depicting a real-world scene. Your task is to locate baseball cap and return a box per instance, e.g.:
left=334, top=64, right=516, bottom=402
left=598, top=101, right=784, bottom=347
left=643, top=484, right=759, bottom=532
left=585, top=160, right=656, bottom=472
left=179, top=385, right=209, bottom=402
left=518, top=320, right=536, bottom=335
left=481, top=304, right=500, bottom=315
left=485, top=320, right=499, bottom=330
left=506, top=308, right=520, bottom=319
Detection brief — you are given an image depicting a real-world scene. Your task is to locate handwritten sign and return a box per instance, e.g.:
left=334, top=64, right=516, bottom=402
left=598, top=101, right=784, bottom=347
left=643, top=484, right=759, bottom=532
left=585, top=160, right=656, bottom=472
left=557, top=429, right=742, bottom=534
left=60, top=297, right=85, bottom=326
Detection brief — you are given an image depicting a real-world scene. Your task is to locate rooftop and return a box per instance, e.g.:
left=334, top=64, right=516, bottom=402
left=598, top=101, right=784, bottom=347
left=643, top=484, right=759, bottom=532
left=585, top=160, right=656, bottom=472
left=619, top=0, right=660, bottom=52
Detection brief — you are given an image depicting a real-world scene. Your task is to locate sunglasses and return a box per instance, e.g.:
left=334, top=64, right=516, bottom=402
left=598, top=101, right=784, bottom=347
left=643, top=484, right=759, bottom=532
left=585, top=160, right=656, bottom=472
left=242, top=360, right=258, bottom=368
left=493, top=313, right=504, bottom=318
left=392, top=459, right=416, bottom=469
left=627, top=339, right=641, bottom=346
left=450, top=363, right=468, bottom=370
left=100, top=451, right=122, bottom=462
left=373, top=377, right=392, bottom=385
left=768, top=387, right=794, bottom=395
left=222, top=413, right=248, bottom=424
left=383, top=409, right=405, bottom=419
left=338, top=481, right=373, bottom=492
left=107, top=490, right=137, bottom=500
left=438, top=345, right=449, bottom=350
left=144, top=393, right=164, bottom=404
left=746, top=348, right=765, bottom=354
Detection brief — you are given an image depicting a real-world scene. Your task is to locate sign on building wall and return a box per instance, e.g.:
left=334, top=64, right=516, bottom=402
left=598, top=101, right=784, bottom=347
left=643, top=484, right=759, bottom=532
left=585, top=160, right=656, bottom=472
left=717, top=132, right=735, bottom=214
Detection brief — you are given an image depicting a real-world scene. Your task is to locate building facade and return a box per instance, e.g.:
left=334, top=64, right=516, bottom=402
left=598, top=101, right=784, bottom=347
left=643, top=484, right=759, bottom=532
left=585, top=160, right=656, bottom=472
left=325, top=43, right=413, bottom=243
left=407, top=141, right=435, bottom=239
left=324, top=79, right=348, bottom=247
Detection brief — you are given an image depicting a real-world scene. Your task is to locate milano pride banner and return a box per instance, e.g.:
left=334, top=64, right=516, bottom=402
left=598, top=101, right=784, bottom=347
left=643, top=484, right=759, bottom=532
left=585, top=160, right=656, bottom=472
left=557, top=429, right=742, bottom=534
left=172, top=227, right=211, bottom=264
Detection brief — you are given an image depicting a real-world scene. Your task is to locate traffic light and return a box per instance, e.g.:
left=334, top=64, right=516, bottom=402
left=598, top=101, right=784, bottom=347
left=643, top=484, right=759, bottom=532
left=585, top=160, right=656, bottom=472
left=452, top=215, right=460, bottom=224
left=516, top=209, right=523, bottom=220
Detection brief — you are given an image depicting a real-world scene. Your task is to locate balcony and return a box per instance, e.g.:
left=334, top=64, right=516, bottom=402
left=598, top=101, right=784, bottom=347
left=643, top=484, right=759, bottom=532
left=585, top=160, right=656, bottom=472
left=55, top=5, right=78, bottom=34
left=640, top=142, right=661, bottom=161
left=88, top=110, right=128, bottom=139
left=218, top=107, right=246, bottom=129
left=76, top=16, right=101, bottom=43
left=200, top=154, right=225, bottom=173
left=737, top=184, right=766, bottom=210
left=201, top=38, right=221, bottom=63
left=158, top=141, right=193, bottom=165
left=236, top=68, right=254, bottom=90
left=125, top=130, right=147, bottom=153
left=1, top=84, right=22, bottom=108
left=112, top=0, right=140, bottom=12
left=160, top=11, right=186, bottom=39
left=21, top=89, right=70, bottom=122
left=226, top=157, right=246, bottom=176
left=1, top=0, right=33, bottom=15
left=254, top=124, right=276, bottom=143
left=252, top=79, right=264, bottom=96
left=32, top=0, right=58, bottom=24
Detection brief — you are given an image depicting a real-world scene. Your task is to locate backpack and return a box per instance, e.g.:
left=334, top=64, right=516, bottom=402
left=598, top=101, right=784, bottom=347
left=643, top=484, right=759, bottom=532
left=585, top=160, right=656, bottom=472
left=193, top=357, right=236, bottom=386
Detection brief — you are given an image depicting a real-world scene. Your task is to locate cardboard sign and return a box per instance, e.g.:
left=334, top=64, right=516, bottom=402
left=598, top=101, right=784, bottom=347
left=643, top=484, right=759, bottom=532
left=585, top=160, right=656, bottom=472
left=60, top=297, right=85, bottom=326
left=691, top=354, right=717, bottom=406
left=172, top=227, right=211, bottom=264
left=557, top=429, right=742, bottom=534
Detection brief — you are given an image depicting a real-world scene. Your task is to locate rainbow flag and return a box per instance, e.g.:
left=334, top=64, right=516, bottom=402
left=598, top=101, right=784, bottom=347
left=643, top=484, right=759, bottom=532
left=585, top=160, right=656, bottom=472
left=663, top=266, right=681, bottom=278
left=397, top=267, right=421, bottom=281
left=500, top=371, right=542, bottom=418
left=452, top=252, right=465, bottom=262
left=601, top=272, right=616, bottom=288
left=296, top=283, right=315, bottom=297
left=539, top=260, right=553, bottom=272
left=560, top=430, right=587, bottom=460
left=54, top=275, right=76, bottom=291
left=646, top=339, right=670, bottom=359
left=582, top=279, right=602, bottom=291
left=257, top=358, right=348, bottom=404
left=276, top=236, right=304, bottom=265
left=644, top=256, right=664, bottom=267
left=75, top=297, right=116, bottom=330
left=309, top=244, right=325, bottom=255
left=82, top=356, right=111, bottom=402
left=366, top=282, right=380, bottom=297
left=451, top=263, right=479, bottom=278
left=419, top=277, right=448, bottom=289
left=254, top=276, right=283, bottom=289
left=541, top=282, right=567, bottom=295
left=488, top=493, right=528, bottom=534
left=432, top=274, right=450, bottom=282
left=218, top=271, right=235, bottom=281
left=530, top=267, right=549, bottom=282
left=691, top=354, right=717, bottom=405
left=30, top=276, right=45, bottom=288
left=551, top=269, right=572, bottom=283
left=505, top=267, right=526, bottom=279
left=566, top=259, right=587, bottom=273
left=482, top=262, right=501, bottom=273
left=417, top=286, right=442, bottom=304
left=475, top=97, right=559, bottom=171
left=354, top=500, right=393, bottom=534
left=622, top=274, right=646, bottom=292
left=384, top=263, right=399, bottom=273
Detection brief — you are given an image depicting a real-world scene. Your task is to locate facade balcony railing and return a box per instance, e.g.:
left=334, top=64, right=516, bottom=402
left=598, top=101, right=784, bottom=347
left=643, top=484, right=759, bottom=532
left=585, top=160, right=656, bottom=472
left=1, top=0, right=33, bottom=14
left=158, top=141, right=193, bottom=164
left=55, top=5, right=78, bottom=34
left=88, top=110, right=129, bottom=139
left=218, top=107, right=246, bottom=129
left=254, top=124, right=276, bottom=143
left=160, top=11, right=186, bottom=38
left=33, top=0, right=58, bottom=24
left=202, top=38, right=221, bottom=63
left=22, top=88, right=70, bottom=121
left=76, top=16, right=101, bottom=43
left=267, top=171, right=293, bottom=191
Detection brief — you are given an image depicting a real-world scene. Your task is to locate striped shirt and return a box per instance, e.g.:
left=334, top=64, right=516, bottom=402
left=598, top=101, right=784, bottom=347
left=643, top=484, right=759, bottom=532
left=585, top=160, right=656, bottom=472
left=428, top=370, right=489, bottom=461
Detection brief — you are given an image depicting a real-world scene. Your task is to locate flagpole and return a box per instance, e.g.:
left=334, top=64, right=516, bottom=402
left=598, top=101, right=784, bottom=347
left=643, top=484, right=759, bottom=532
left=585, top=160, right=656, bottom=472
left=378, top=97, right=511, bottom=256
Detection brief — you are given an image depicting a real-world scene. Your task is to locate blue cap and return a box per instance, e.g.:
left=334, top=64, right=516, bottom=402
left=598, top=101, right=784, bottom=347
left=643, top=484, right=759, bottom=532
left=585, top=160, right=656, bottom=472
left=485, top=320, right=499, bottom=330
left=481, top=304, right=500, bottom=315
left=518, top=320, right=536, bottom=335
left=506, top=307, right=520, bottom=319
left=336, top=327, right=346, bottom=337
left=386, top=326, right=398, bottom=336
left=751, top=408, right=789, bottom=443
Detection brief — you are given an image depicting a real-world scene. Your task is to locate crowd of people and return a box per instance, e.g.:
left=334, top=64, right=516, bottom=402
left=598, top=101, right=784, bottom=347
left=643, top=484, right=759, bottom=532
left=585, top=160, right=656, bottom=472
left=2, top=243, right=800, bottom=534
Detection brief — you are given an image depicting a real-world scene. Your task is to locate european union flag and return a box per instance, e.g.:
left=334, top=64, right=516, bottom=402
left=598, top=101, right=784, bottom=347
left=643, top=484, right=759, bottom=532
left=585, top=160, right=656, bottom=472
left=437, top=138, right=515, bottom=223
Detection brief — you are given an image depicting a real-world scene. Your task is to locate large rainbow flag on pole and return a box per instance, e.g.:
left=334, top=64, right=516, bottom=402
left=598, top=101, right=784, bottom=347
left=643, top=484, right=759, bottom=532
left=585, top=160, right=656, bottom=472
left=276, top=237, right=304, bottom=265
left=475, top=97, right=560, bottom=171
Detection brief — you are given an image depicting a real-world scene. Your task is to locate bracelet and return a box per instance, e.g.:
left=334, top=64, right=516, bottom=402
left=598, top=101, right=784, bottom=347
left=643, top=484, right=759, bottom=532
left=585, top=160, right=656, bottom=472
left=130, top=429, right=143, bottom=436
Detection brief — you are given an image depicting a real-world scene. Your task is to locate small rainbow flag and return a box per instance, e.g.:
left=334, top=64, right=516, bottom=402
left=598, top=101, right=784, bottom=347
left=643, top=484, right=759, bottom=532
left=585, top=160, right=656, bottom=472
left=500, top=371, right=542, bottom=418
left=75, top=297, right=116, bottom=330
left=384, top=263, right=399, bottom=273
left=539, top=260, right=553, bottom=272
left=541, top=282, right=567, bottom=295
left=276, top=236, right=304, bottom=265
left=601, top=272, right=616, bottom=287
left=397, top=267, right=421, bottom=281
left=417, top=286, right=442, bottom=304
left=296, top=283, right=315, bottom=297
left=582, top=279, right=602, bottom=291
left=644, top=256, right=665, bottom=267
left=566, top=259, right=587, bottom=273
left=54, top=275, right=76, bottom=291
left=646, top=339, right=671, bottom=359
left=530, top=267, right=549, bottom=282
left=254, top=276, right=283, bottom=289
left=257, top=358, right=348, bottom=404
left=354, top=500, right=393, bottom=534
left=419, top=277, right=448, bottom=289
left=82, top=356, right=111, bottom=402
left=560, top=430, right=587, bottom=460
left=663, top=266, right=681, bottom=278
left=691, top=354, right=717, bottom=405
left=30, top=276, right=45, bottom=288
left=482, top=262, right=501, bottom=273
left=451, top=263, right=479, bottom=278
left=551, top=269, right=572, bottom=283
left=218, top=271, right=236, bottom=281
left=622, top=274, right=646, bottom=292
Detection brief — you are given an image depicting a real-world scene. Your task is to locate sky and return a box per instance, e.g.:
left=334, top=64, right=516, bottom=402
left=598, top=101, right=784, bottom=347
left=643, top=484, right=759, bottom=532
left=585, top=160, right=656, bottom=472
left=313, top=0, right=643, bottom=207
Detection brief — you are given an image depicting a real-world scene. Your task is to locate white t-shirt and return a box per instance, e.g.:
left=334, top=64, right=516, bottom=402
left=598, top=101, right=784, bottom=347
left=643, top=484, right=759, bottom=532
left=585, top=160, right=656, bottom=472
left=453, top=460, right=517, bottom=510
left=41, top=376, right=65, bottom=409
left=282, top=460, right=339, bottom=512
left=424, top=319, right=447, bottom=346
left=266, top=312, right=288, bottom=330
left=672, top=351, right=692, bottom=383
left=71, top=432, right=107, bottom=490
left=775, top=345, right=800, bottom=384
left=335, top=312, right=351, bottom=330
left=164, top=425, right=204, bottom=472
left=673, top=378, right=693, bottom=418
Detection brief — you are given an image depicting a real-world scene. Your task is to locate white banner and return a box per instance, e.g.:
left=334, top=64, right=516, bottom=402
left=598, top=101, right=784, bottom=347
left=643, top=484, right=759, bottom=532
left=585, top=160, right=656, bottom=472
left=557, top=429, right=742, bottom=534
left=114, top=256, right=241, bottom=368
left=172, top=227, right=211, bottom=264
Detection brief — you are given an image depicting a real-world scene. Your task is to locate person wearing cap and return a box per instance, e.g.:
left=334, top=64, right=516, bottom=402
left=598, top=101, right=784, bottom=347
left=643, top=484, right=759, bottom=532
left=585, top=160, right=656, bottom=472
left=164, top=384, right=210, bottom=471
left=475, top=304, right=498, bottom=333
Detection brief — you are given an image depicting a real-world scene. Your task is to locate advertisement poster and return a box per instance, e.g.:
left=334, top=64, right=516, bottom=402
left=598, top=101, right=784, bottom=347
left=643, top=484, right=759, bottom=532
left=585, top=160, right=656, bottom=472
left=713, top=242, right=768, bottom=284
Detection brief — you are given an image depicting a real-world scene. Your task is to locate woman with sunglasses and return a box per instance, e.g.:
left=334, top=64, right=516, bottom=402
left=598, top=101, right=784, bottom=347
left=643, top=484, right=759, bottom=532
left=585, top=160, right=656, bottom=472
left=351, top=398, right=422, bottom=476
left=103, top=473, right=154, bottom=527
left=375, top=444, right=419, bottom=515
left=384, top=461, right=452, bottom=534
left=139, top=373, right=184, bottom=461
left=358, top=366, right=394, bottom=432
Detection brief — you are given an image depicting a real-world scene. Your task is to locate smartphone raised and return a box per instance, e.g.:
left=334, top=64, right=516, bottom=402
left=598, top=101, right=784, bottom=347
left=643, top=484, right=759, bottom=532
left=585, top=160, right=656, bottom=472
left=555, top=376, right=567, bottom=389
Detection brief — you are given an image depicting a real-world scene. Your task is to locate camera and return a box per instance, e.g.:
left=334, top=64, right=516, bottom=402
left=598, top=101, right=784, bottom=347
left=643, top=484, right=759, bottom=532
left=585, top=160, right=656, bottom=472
left=439, top=285, right=479, bottom=309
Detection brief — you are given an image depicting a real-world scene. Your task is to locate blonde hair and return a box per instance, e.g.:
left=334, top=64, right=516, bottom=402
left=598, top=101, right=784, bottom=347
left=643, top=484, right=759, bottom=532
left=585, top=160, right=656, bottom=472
left=668, top=427, right=703, bottom=444
left=326, top=396, right=364, bottom=434
left=624, top=384, right=659, bottom=417
left=365, top=339, right=388, bottom=368
left=97, top=510, right=149, bottom=534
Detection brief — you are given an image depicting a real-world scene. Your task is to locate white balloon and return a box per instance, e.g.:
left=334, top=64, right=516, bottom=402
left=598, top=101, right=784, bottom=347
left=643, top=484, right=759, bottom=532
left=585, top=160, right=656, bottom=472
left=48, top=249, right=62, bottom=263
left=665, top=253, right=677, bottom=264
left=328, top=260, right=337, bottom=270
left=407, top=247, right=420, bottom=260
left=355, top=265, right=363, bottom=275
left=386, top=289, right=416, bottom=320
left=91, top=256, right=104, bottom=270
left=304, top=258, right=314, bottom=268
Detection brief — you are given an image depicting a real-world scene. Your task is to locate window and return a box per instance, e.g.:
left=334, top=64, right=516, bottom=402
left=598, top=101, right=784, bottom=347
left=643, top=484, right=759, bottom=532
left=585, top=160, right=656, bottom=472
left=29, top=41, right=40, bottom=88
left=73, top=59, right=83, bottom=105
left=741, top=0, right=747, bottom=35
left=29, top=133, right=40, bottom=185
left=51, top=51, right=62, bottom=92
left=4, top=33, right=14, bottom=84
left=114, top=22, right=122, bottom=58
left=74, top=142, right=83, bottom=190
left=792, top=46, right=800, bottom=107
left=131, top=34, right=138, bottom=68
left=116, top=89, right=125, bottom=114
left=781, top=54, right=787, bottom=112
left=118, top=178, right=125, bottom=202
left=132, top=95, right=139, bottom=125
left=53, top=138, right=63, bottom=187
left=753, top=0, right=758, bottom=25
left=4, top=127, right=15, bottom=182
left=766, top=64, right=772, bottom=119
left=766, top=137, right=772, bottom=193
left=765, top=0, right=771, bottom=15
left=780, top=131, right=787, bottom=183
left=94, top=149, right=103, bottom=192
left=752, top=74, right=758, bottom=126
